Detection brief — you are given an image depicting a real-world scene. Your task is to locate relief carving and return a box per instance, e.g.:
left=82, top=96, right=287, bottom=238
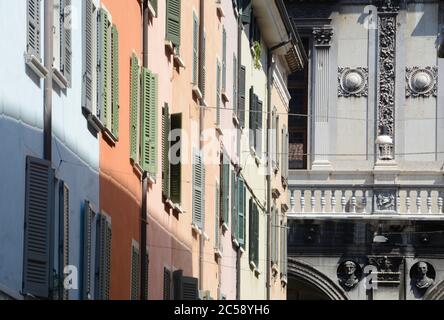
left=338, top=67, right=369, bottom=97
left=406, top=66, right=438, bottom=98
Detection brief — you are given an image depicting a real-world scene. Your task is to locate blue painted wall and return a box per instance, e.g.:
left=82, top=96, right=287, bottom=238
left=0, top=0, right=99, bottom=299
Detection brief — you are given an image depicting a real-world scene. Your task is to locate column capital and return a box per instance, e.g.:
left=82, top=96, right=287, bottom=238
left=312, top=27, right=334, bottom=47
left=374, top=0, right=400, bottom=14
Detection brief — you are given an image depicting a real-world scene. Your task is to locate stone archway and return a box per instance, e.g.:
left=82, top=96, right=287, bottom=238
left=423, top=279, right=444, bottom=300
left=287, top=258, right=349, bottom=300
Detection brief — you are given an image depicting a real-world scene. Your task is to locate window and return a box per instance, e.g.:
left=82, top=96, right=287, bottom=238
left=192, top=13, right=199, bottom=86
left=163, top=267, right=171, bottom=300
left=221, top=27, right=227, bottom=94
left=237, top=177, right=246, bottom=247
left=271, top=205, right=279, bottom=266
left=173, top=270, right=198, bottom=300
left=59, top=182, right=70, bottom=300
left=23, top=156, right=54, bottom=299
left=95, top=212, right=111, bottom=300
left=129, top=53, right=158, bottom=177
left=232, top=54, right=238, bottom=113
left=281, top=125, right=289, bottom=183
left=231, top=170, right=237, bottom=241
left=192, top=149, right=205, bottom=229
left=82, top=1, right=119, bottom=140
left=53, top=0, right=72, bottom=88
left=215, top=182, right=221, bottom=251
left=166, top=0, right=181, bottom=50
left=220, top=152, right=230, bottom=226
left=238, top=66, right=246, bottom=128
left=249, top=87, right=263, bottom=156
left=280, top=221, right=288, bottom=280
left=25, top=0, right=48, bottom=78
left=272, top=108, right=279, bottom=171
left=130, top=242, right=140, bottom=300
left=82, top=201, right=94, bottom=300
left=249, top=198, right=259, bottom=268
left=216, top=60, right=221, bottom=126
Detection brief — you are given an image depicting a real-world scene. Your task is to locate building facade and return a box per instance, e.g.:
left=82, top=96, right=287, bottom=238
left=285, top=0, right=444, bottom=300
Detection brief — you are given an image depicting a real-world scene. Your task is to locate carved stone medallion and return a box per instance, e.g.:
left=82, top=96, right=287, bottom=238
left=337, top=260, right=362, bottom=291
left=406, top=67, right=438, bottom=98
left=410, top=261, right=436, bottom=297
left=338, top=67, right=368, bottom=97
left=374, top=190, right=396, bottom=213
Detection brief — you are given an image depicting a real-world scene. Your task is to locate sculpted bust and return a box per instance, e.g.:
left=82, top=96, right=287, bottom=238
left=338, top=261, right=360, bottom=289
left=415, top=262, right=434, bottom=289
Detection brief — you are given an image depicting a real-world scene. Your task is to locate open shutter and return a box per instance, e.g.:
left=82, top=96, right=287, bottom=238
left=238, top=178, right=245, bottom=247
left=231, top=171, right=238, bottom=240
left=162, top=104, right=170, bottom=199
left=98, top=8, right=111, bottom=125
left=253, top=203, right=259, bottom=267
left=170, top=113, right=182, bottom=204
left=141, top=68, right=158, bottom=176
left=239, top=66, right=246, bottom=127
left=215, top=182, right=220, bottom=250
left=256, top=98, right=263, bottom=156
left=248, top=198, right=255, bottom=265
left=271, top=206, right=277, bottom=265
left=249, top=87, right=256, bottom=147
left=221, top=155, right=230, bottom=224
left=129, top=54, right=140, bottom=161
left=192, top=150, right=204, bottom=229
left=173, top=270, right=198, bottom=300
left=283, top=223, right=288, bottom=277
left=222, top=27, right=227, bottom=92
left=23, top=156, right=54, bottom=299
left=60, top=0, right=72, bottom=85
left=130, top=243, right=140, bottom=300
left=166, top=0, right=181, bottom=48
left=59, top=182, right=70, bottom=300
left=199, top=32, right=206, bottom=98
left=111, top=25, right=119, bottom=137
left=192, top=13, right=199, bottom=85
left=82, top=201, right=94, bottom=300
left=96, top=214, right=111, bottom=300
left=232, top=55, right=237, bottom=112
left=82, top=0, right=94, bottom=112
left=241, top=0, right=252, bottom=25
left=216, top=60, right=221, bottom=126
left=163, top=268, right=171, bottom=300
left=27, top=0, right=41, bottom=58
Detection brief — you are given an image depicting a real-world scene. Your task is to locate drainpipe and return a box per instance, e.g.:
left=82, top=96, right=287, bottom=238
left=43, top=0, right=54, bottom=162
left=140, top=0, right=149, bottom=300
left=266, top=40, right=292, bottom=300
left=198, top=0, right=205, bottom=292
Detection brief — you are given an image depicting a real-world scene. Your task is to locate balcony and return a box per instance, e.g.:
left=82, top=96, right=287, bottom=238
left=288, top=184, right=444, bottom=220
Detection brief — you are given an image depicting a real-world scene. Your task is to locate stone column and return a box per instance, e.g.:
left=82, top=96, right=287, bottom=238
left=311, top=27, right=334, bottom=170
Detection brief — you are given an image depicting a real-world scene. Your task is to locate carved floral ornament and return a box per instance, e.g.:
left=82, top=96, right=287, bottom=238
left=338, top=67, right=368, bottom=97
left=312, top=27, right=334, bottom=47
left=406, top=66, right=438, bottom=98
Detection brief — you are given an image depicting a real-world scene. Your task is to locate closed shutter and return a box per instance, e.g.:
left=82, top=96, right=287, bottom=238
left=111, top=25, right=119, bottom=137
left=163, top=268, right=171, bottom=300
left=249, top=88, right=256, bottom=147
left=216, top=61, right=221, bottom=126
left=192, top=150, right=204, bottom=229
left=98, top=9, right=111, bottom=125
left=220, top=155, right=230, bottom=224
left=231, top=171, right=237, bottom=240
left=23, top=156, right=54, bottom=299
left=238, top=66, right=246, bottom=128
left=238, top=178, right=245, bottom=247
left=59, top=182, right=70, bottom=300
left=248, top=198, right=254, bottom=265
left=61, top=0, right=72, bottom=86
left=130, top=244, right=140, bottom=300
left=284, top=126, right=289, bottom=180
left=162, top=104, right=170, bottom=199
left=232, top=55, right=237, bottom=112
left=82, top=0, right=94, bottom=112
left=283, top=223, right=288, bottom=277
left=192, top=13, right=199, bottom=85
left=141, top=68, right=158, bottom=176
left=173, top=270, right=198, bottom=300
left=166, top=0, right=181, bottom=48
left=82, top=201, right=94, bottom=300
left=27, top=0, right=41, bottom=58
left=241, top=0, right=252, bottom=25
left=199, top=32, right=206, bottom=98
left=222, top=27, right=227, bottom=92
left=129, top=54, right=140, bottom=161
left=215, top=182, right=220, bottom=250
left=249, top=199, right=259, bottom=267
left=170, top=113, right=182, bottom=204
left=96, top=214, right=111, bottom=300
left=256, top=98, right=263, bottom=156
left=271, top=206, right=278, bottom=265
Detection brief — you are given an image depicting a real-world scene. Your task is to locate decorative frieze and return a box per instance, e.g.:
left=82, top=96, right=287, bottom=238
left=374, top=189, right=396, bottom=213
left=406, top=66, right=438, bottom=98
left=367, top=256, right=403, bottom=285
left=338, top=67, right=368, bottom=97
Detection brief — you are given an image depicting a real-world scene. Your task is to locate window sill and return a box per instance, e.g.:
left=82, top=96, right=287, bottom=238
left=86, top=113, right=103, bottom=134
left=214, top=248, right=223, bottom=259
left=232, top=238, right=240, bottom=248
left=192, top=85, right=203, bottom=100
left=239, top=246, right=245, bottom=254
left=164, top=198, right=174, bottom=208
left=132, top=161, right=143, bottom=179
left=281, top=176, right=288, bottom=189
left=148, top=1, right=157, bottom=17
left=221, top=91, right=229, bottom=104
left=25, top=53, right=48, bottom=78
left=216, top=3, right=225, bottom=18
left=173, top=54, right=185, bottom=68
left=191, top=222, right=202, bottom=235
left=52, top=68, right=68, bottom=89
left=221, top=222, right=228, bottom=233
left=272, top=188, right=281, bottom=199
left=215, top=125, right=223, bottom=136
left=102, top=127, right=118, bottom=146
left=272, top=264, right=279, bottom=276
left=281, top=203, right=289, bottom=214
left=173, top=203, right=185, bottom=214
left=232, top=113, right=240, bottom=127
left=200, top=98, right=208, bottom=108
left=164, top=40, right=174, bottom=55
left=281, top=275, right=288, bottom=287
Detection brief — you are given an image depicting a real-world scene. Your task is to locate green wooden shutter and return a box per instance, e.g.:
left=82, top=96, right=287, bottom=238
left=130, top=244, right=140, bottom=300
left=248, top=198, right=255, bottom=265
left=253, top=202, right=259, bottom=267
left=256, top=98, right=263, bottom=156
left=199, top=32, right=206, bottom=98
left=239, top=66, right=246, bottom=128
left=222, top=27, right=227, bottom=92
left=192, top=13, right=199, bottom=85
left=192, top=150, right=204, bottom=228
left=141, top=68, right=158, bottom=176
left=27, top=0, right=41, bottom=58
left=129, top=54, right=140, bottom=161
left=82, top=201, right=94, bottom=299
left=170, top=113, right=182, bottom=204
left=23, top=156, right=54, bottom=299
left=232, top=55, right=237, bottom=112
left=271, top=206, right=277, bottom=264
left=59, top=182, right=70, bottom=300
left=249, top=87, right=255, bottom=147
left=241, top=0, right=252, bottom=25
left=96, top=214, right=111, bottom=300
left=163, top=268, right=171, bottom=300
left=61, top=0, right=72, bottom=85
left=238, top=177, right=245, bottom=246
left=173, top=270, right=198, bottom=300
left=215, top=182, right=220, bottom=250
left=220, top=155, right=230, bottom=224
left=149, top=0, right=158, bottom=15
left=98, top=8, right=111, bottom=125
left=83, top=0, right=94, bottom=112
left=162, top=104, right=170, bottom=199
left=111, top=25, right=119, bottom=137
left=166, top=0, right=181, bottom=48
left=231, top=171, right=238, bottom=240
left=216, top=60, right=221, bottom=126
